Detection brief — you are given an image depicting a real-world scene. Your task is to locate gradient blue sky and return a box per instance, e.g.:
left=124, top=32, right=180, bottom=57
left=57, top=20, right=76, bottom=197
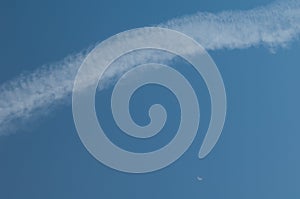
left=1, top=0, right=300, bottom=198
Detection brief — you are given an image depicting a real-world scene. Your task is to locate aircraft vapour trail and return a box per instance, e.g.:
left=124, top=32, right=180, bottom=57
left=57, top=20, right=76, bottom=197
left=162, top=0, right=300, bottom=50
left=0, top=0, right=300, bottom=134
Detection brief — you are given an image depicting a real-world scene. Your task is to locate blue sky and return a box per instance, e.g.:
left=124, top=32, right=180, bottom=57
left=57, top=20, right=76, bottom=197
left=1, top=0, right=300, bottom=198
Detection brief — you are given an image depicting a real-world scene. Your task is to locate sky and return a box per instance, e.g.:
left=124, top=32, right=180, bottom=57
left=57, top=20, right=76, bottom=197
left=1, top=0, right=300, bottom=198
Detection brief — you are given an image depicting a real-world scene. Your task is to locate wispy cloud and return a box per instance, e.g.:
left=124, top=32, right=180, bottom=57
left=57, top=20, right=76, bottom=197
left=0, top=0, right=299, bottom=135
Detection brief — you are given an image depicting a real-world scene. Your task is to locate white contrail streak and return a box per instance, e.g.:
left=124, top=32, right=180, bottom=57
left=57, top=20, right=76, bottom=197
left=0, top=52, right=88, bottom=134
left=162, top=0, right=300, bottom=50
left=0, top=0, right=299, bottom=134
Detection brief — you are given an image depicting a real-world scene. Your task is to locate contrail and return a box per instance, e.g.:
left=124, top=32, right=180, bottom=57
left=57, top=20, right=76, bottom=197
left=0, top=0, right=299, bottom=135
left=162, top=0, right=300, bottom=50
left=0, top=52, right=88, bottom=133
left=161, top=0, right=300, bottom=50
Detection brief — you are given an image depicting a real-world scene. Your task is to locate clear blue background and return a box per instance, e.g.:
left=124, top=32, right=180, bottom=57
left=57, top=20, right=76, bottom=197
left=1, top=0, right=300, bottom=198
